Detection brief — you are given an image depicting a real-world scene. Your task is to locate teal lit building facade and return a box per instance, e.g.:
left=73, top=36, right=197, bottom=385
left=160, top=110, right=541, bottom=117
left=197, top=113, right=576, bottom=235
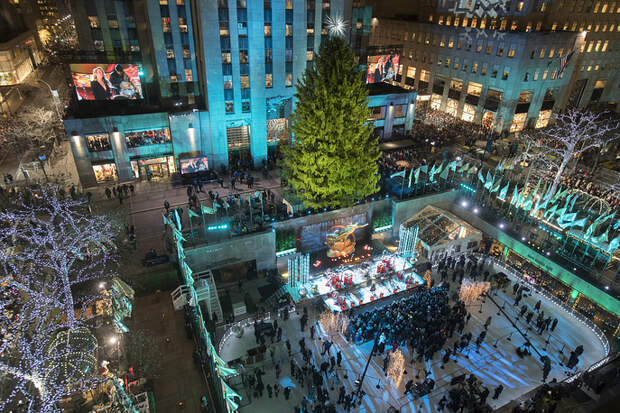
left=63, top=0, right=415, bottom=186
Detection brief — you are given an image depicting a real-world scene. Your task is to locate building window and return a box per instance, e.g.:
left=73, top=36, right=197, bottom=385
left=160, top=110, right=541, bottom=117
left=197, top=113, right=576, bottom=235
left=510, top=113, right=527, bottom=133
left=242, top=101, right=251, bottom=113
left=185, top=70, right=193, bottom=81
left=369, top=106, right=385, bottom=120
left=472, top=62, right=478, bottom=73
left=264, top=24, right=271, bottom=37
left=86, top=134, right=111, bottom=152
left=179, top=18, right=188, bottom=32
left=286, top=73, right=293, bottom=87
left=108, top=18, right=119, bottom=29
left=535, top=110, right=552, bottom=128
left=225, top=101, right=234, bottom=113
left=167, top=49, right=175, bottom=58
left=533, top=71, right=539, bottom=81
left=516, top=1, right=524, bottom=11
left=88, top=16, right=99, bottom=28
left=227, top=125, right=251, bottom=149
left=394, top=104, right=406, bottom=118
left=306, top=50, right=314, bottom=61
left=503, top=67, right=509, bottom=80
left=240, top=75, right=250, bottom=88
left=239, top=51, right=249, bottom=64
left=223, top=75, right=232, bottom=89
left=265, top=74, right=273, bottom=88
left=162, top=17, right=171, bottom=32
left=183, top=48, right=191, bottom=59
left=222, top=52, right=231, bottom=64
left=286, top=24, right=293, bottom=36
left=542, top=69, right=548, bottom=79
left=220, top=22, right=229, bottom=36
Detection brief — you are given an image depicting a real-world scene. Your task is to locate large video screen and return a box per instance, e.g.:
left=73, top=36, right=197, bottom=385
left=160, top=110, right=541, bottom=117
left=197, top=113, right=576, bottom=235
left=366, top=54, right=399, bottom=84
left=180, top=156, right=209, bottom=174
left=70, top=63, right=143, bottom=101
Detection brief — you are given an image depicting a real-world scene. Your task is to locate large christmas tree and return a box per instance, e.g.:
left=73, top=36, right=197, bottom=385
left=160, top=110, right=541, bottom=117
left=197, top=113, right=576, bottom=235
left=283, top=36, right=380, bottom=209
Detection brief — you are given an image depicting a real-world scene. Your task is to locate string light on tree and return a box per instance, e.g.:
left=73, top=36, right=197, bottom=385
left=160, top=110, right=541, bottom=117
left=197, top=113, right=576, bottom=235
left=386, top=349, right=405, bottom=388
left=459, top=278, right=490, bottom=305
left=319, top=310, right=349, bottom=336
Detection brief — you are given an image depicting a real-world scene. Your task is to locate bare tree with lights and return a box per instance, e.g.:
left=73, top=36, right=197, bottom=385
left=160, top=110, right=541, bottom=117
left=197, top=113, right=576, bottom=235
left=522, top=108, right=620, bottom=197
left=0, top=185, right=121, bottom=411
left=0, top=185, right=119, bottom=326
left=0, top=107, right=60, bottom=155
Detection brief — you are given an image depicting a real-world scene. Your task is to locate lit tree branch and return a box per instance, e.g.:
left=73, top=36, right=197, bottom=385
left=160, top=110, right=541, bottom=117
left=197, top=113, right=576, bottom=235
left=522, top=108, right=620, bottom=196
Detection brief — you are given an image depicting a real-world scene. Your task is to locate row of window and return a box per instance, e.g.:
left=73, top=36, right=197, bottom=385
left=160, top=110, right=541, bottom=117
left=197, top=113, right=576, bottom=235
left=162, top=17, right=188, bottom=33
left=584, top=39, right=611, bottom=52
left=168, top=70, right=193, bottom=82
left=167, top=48, right=192, bottom=59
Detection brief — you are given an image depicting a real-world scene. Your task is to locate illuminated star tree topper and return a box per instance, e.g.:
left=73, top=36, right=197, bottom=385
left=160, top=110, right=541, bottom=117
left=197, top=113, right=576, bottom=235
left=326, top=15, right=347, bottom=37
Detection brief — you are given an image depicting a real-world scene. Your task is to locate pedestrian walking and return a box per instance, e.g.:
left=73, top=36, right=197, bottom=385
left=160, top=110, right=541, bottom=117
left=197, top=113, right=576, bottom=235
left=492, top=384, right=504, bottom=399
left=551, top=318, right=558, bottom=331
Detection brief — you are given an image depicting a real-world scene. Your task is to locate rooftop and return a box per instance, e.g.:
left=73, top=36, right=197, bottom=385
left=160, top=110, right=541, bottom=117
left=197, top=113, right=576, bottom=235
left=367, top=81, right=413, bottom=96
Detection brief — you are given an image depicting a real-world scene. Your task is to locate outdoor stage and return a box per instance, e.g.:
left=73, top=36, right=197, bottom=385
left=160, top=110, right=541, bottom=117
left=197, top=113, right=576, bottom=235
left=287, top=253, right=423, bottom=312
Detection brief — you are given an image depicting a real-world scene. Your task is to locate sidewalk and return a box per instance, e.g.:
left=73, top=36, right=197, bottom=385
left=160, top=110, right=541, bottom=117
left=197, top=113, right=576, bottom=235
left=130, top=293, right=210, bottom=412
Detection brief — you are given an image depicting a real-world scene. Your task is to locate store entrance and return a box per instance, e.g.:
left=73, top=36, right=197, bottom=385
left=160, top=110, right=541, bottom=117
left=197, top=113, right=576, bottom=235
left=141, top=162, right=168, bottom=179
left=131, top=155, right=176, bottom=181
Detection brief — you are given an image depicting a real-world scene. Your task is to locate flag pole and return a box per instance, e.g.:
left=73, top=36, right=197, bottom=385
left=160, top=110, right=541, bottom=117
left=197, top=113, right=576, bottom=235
left=200, top=201, right=207, bottom=237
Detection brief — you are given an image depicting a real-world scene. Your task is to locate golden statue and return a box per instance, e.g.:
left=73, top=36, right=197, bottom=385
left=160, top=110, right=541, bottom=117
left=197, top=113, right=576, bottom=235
left=325, top=222, right=367, bottom=258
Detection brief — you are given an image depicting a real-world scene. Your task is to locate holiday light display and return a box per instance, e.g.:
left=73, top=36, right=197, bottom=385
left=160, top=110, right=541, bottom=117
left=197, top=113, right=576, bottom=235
left=386, top=349, right=405, bottom=388
left=459, top=278, right=490, bottom=306
left=319, top=310, right=349, bottom=337
left=0, top=186, right=124, bottom=412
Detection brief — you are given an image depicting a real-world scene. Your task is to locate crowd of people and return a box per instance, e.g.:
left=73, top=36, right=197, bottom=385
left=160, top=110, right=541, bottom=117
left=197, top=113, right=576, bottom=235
left=346, top=287, right=466, bottom=363
left=104, top=183, right=134, bottom=204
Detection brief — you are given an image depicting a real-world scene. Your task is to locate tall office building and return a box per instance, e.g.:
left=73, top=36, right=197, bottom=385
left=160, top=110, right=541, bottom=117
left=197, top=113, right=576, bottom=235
left=367, top=0, right=619, bottom=133
left=63, top=0, right=416, bottom=186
